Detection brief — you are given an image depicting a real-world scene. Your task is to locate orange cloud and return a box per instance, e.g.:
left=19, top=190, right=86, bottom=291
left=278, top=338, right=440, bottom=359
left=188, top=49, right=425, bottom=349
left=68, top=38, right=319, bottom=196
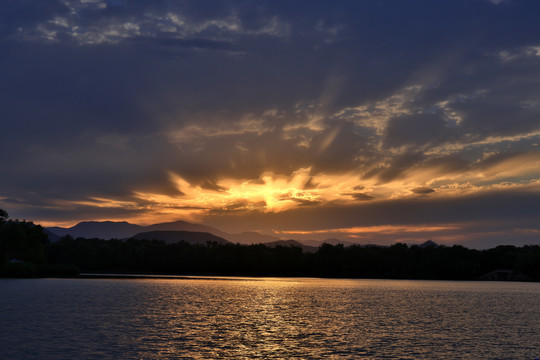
left=276, top=224, right=460, bottom=236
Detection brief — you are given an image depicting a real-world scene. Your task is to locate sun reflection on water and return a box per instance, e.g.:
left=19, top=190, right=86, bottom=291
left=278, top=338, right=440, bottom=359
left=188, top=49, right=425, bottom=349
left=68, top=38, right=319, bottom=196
left=1, top=278, right=539, bottom=359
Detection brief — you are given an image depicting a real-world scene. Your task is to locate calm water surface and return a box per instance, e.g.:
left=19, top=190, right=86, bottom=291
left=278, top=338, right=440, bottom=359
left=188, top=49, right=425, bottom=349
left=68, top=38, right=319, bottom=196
left=1, top=277, right=539, bottom=359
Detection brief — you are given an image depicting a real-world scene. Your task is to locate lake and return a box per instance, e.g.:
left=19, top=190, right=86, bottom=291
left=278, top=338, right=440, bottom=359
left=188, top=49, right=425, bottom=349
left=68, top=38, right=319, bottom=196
left=1, top=277, right=539, bottom=359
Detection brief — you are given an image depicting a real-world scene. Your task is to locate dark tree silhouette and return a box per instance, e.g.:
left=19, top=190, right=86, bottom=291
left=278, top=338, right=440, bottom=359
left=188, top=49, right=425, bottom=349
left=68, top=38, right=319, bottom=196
left=1, top=207, right=539, bottom=280
left=42, top=236, right=540, bottom=281
left=0, top=208, right=8, bottom=224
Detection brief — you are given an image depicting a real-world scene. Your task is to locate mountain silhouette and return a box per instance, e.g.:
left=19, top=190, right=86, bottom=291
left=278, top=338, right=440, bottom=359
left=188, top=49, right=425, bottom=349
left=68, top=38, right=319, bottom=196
left=44, top=229, right=62, bottom=242
left=47, top=221, right=143, bottom=240
left=132, top=230, right=229, bottom=245
left=264, top=239, right=318, bottom=253
left=46, top=220, right=280, bottom=244
left=145, top=220, right=224, bottom=234
left=419, top=239, right=439, bottom=248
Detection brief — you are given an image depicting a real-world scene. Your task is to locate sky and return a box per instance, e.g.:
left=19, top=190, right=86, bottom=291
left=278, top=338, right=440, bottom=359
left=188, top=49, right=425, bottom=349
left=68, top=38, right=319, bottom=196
left=2, top=0, right=540, bottom=248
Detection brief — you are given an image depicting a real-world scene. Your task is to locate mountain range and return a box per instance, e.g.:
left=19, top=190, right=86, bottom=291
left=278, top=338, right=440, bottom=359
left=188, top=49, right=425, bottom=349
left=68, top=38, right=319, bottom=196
left=47, top=220, right=278, bottom=244
left=131, top=230, right=230, bottom=245
left=46, top=220, right=354, bottom=249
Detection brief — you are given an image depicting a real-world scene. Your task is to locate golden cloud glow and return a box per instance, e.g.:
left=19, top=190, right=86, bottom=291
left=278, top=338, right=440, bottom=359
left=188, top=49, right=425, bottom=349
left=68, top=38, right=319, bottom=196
left=127, top=168, right=378, bottom=223
left=136, top=168, right=320, bottom=213
left=480, top=153, right=540, bottom=179
left=277, top=224, right=460, bottom=236
left=125, top=156, right=540, bottom=225
left=334, top=85, right=421, bottom=134
left=53, top=153, right=540, bottom=229
left=425, top=130, right=540, bottom=156
left=168, top=117, right=271, bottom=143
left=72, top=197, right=139, bottom=209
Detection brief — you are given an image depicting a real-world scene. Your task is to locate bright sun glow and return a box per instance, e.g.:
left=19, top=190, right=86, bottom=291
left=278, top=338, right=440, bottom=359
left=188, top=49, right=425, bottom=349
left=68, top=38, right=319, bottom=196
left=124, top=161, right=540, bottom=225
left=53, top=159, right=540, bottom=228
left=132, top=167, right=370, bottom=221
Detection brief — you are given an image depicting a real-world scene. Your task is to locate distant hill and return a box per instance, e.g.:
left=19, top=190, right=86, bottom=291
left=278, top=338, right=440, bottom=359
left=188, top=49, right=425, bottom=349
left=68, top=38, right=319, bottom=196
left=132, top=231, right=229, bottom=245
left=145, top=220, right=224, bottom=235
left=143, top=222, right=280, bottom=244
left=265, top=239, right=318, bottom=253
left=419, top=240, right=439, bottom=248
left=47, top=221, right=143, bottom=240
left=302, top=238, right=355, bottom=247
left=46, top=220, right=279, bottom=244
left=44, top=229, right=61, bottom=243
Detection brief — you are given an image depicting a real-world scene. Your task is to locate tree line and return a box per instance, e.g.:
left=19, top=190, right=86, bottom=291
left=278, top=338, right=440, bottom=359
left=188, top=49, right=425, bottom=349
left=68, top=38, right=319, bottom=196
left=44, top=237, right=540, bottom=280
left=1, top=209, right=539, bottom=280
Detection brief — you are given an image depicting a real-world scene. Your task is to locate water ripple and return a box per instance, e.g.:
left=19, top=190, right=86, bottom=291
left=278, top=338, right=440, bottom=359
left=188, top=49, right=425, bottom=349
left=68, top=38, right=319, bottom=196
left=0, top=278, right=539, bottom=359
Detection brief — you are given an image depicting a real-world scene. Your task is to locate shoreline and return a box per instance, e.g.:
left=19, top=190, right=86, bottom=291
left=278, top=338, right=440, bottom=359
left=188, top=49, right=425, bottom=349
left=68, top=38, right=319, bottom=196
left=28, top=272, right=536, bottom=283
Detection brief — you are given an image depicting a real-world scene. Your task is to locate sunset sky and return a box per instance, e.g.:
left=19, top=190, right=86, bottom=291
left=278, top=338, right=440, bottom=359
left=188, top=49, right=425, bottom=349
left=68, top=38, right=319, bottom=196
left=2, top=0, right=540, bottom=248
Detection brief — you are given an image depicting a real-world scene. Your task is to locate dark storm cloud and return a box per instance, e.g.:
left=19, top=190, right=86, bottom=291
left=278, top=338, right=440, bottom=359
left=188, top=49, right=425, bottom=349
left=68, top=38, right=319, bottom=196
left=411, top=187, right=435, bottom=195
left=363, top=152, right=426, bottom=184
left=344, top=193, right=375, bottom=201
left=402, top=49, right=540, bottom=148
left=0, top=0, right=68, bottom=37
left=383, top=112, right=450, bottom=149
